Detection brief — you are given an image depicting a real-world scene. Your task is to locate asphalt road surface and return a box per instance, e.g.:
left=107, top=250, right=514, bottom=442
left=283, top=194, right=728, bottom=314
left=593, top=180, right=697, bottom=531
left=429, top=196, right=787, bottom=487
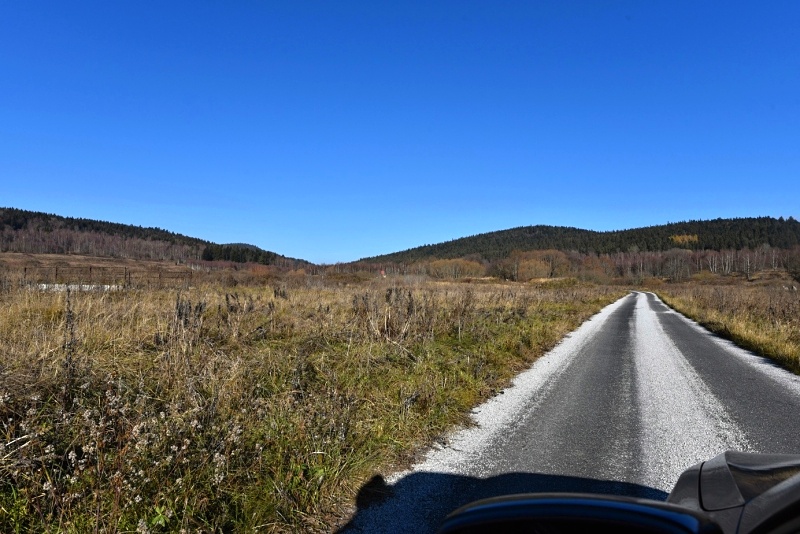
left=339, top=291, right=800, bottom=533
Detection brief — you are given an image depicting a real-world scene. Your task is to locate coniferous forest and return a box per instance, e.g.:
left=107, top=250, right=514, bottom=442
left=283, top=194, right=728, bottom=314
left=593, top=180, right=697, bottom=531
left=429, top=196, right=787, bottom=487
left=363, top=217, right=800, bottom=262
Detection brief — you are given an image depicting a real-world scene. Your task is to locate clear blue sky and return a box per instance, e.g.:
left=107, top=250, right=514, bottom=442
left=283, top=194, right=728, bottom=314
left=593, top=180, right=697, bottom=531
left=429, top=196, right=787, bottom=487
left=2, top=2, right=799, bottom=263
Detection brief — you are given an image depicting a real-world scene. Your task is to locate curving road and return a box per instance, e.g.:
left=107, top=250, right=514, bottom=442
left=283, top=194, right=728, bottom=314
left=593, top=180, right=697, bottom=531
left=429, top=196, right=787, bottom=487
left=339, top=292, right=800, bottom=533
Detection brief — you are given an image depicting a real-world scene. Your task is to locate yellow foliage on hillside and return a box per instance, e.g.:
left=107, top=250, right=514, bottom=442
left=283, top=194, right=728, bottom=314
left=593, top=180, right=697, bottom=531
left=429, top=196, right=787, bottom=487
left=669, top=234, right=699, bottom=246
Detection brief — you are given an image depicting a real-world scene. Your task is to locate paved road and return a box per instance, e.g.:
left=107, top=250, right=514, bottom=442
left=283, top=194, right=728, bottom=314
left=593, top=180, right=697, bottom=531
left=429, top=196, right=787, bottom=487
left=339, top=292, right=800, bottom=533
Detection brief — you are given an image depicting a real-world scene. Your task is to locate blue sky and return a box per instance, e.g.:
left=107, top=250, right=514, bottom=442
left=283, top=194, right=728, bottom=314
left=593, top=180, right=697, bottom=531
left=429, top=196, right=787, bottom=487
left=2, top=2, right=799, bottom=263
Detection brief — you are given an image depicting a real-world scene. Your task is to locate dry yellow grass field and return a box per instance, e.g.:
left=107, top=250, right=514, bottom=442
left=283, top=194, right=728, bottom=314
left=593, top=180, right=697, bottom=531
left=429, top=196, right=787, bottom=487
left=0, top=266, right=623, bottom=532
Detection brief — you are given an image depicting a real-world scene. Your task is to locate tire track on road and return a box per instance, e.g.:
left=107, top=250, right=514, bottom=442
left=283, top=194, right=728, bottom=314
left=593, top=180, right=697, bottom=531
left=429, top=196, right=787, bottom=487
left=632, top=292, right=751, bottom=492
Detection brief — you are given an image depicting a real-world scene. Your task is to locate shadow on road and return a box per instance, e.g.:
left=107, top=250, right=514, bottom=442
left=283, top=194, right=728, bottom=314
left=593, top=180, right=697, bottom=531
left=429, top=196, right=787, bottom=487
left=337, top=470, right=667, bottom=533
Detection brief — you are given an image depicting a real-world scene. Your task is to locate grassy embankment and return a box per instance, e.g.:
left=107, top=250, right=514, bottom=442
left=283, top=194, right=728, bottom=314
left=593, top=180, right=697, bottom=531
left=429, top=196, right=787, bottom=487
left=657, top=278, right=800, bottom=374
left=0, top=275, right=623, bottom=532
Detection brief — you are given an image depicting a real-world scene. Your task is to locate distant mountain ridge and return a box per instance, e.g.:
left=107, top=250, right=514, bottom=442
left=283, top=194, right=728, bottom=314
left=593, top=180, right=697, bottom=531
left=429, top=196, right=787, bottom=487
left=363, top=217, right=800, bottom=263
left=0, top=207, right=305, bottom=267
left=4, top=208, right=798, bottom=269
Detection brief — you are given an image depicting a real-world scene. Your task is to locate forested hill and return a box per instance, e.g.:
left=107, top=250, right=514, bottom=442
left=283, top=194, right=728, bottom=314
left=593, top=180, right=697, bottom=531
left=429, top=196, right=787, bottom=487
left=364, top=217, right=800, bottom=263
left=0, top=207, right=305, bottom=267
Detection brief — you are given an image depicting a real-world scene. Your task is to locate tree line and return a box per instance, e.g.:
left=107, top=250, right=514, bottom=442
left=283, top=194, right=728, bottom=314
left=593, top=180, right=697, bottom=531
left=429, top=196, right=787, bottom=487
left=342, top=245, right=800, bottom=283
left=0, top=226, right=204, bottom=262
left=199, top=243, right=305, bottom=268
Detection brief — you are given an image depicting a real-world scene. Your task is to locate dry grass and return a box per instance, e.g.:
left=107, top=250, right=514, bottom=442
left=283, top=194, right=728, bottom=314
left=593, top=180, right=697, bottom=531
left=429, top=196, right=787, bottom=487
left=0, top=275, right=623, bottom=532
left=657, top=283, right=800, bottom=373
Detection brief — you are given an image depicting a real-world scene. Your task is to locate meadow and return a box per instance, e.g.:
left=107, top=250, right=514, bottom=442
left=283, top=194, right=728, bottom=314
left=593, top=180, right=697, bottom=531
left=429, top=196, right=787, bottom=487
left=0, top=271, right=623, bottom=532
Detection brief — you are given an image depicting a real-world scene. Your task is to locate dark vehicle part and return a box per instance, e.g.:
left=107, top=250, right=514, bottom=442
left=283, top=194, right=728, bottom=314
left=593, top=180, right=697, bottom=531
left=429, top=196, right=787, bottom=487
left=439, top=451, right=800, bottom=534
left=439, top=493, right=722, bottom=534
left=668, top=451, right=800, bottom=534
